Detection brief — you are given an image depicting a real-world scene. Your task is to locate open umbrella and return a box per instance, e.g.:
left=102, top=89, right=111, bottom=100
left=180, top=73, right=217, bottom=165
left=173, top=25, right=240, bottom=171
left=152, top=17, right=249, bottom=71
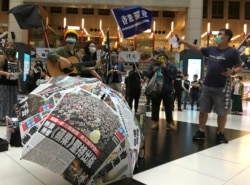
left=8, top=5, right=43, bottom=29
left=17, top=76, right=141, bottom=185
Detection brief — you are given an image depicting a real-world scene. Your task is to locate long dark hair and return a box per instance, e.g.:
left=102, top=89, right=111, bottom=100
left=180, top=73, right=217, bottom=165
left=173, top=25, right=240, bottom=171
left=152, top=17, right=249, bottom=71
left=84, top=41, right=97, bottom=59
left=3, top=42, right=17, bottom=59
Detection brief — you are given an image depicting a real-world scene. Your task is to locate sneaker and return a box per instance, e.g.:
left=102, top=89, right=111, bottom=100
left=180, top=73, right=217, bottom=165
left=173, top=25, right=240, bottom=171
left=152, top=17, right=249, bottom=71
left=166, top=123, right=176, bottom=131
left=193, top=130, right=205, bottom=140
left=216, top=133, right=228, bottom=144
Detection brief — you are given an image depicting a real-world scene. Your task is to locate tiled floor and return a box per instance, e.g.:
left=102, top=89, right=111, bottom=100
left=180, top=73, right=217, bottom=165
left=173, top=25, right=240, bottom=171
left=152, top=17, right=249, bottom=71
left=1, top=98, right=250, bottom=185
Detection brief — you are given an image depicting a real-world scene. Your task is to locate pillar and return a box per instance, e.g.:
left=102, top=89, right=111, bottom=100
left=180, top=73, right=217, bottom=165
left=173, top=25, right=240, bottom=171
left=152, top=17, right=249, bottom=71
left=185, top=0, right=203, bottom=45
left=8, top=0, right=28, bottom=44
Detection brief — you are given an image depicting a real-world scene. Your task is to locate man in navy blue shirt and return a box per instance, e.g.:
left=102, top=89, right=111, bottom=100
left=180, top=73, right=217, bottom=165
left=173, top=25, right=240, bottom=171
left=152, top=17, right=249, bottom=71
left=179, top=28, right=242, bottom=143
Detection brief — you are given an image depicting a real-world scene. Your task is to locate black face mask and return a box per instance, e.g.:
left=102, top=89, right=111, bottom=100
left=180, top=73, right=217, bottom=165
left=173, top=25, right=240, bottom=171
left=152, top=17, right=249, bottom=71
left=5, top=48, right=15, bottom=57
left=35, top=63, right=43, bottom=69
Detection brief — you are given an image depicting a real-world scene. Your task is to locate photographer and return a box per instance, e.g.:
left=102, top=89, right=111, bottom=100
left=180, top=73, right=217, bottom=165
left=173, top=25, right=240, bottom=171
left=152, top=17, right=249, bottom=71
left=107, top=50, right=126, bottom=93
left=26, top=60, right=46, bottom=93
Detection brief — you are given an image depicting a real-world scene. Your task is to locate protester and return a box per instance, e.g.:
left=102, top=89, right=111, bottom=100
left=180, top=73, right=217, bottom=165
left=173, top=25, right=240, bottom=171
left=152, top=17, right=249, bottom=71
left=26, top=60, right=46, bottom=93
left=173, top=70, right=183, bottom=111
left=190, top=74, right=201, bottom=110
left=107, top=50, right=126, bottom=93
left=145, top=48, right=165, bottom=107
left=127, top=63, right=144, bottom=114
left=147, top=49, right=177, bottom=130
left=179, top=28, right=242, bottom=143
left=181, top=73, right=190, bottom=109
left=239, top=38, right=250, bottom=69
left=79, top=41, right=103, bottom=81
left=47, top=30, right=95, bottom=77
left=231, top=76, right=244, bottom=115
left=0, top=42, right=22, bottom=124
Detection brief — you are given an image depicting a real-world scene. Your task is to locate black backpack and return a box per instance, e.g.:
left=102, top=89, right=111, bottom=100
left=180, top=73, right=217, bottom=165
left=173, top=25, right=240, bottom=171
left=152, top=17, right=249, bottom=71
left=10, top=127, right=22, bottom=147
left=0, top=138, right=8, bottom=152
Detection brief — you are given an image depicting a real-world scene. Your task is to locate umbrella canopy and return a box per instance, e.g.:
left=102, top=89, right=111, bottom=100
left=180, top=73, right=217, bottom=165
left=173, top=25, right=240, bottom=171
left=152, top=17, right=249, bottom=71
left=8, top=5, right=43, bottom=29
left=17, top=76, right=141, bottom=185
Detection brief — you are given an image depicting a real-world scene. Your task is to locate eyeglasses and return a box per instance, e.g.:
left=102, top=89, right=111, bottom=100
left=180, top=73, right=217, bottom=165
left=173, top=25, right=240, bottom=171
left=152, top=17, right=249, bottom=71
left=89, top=45, right=95, bottom=47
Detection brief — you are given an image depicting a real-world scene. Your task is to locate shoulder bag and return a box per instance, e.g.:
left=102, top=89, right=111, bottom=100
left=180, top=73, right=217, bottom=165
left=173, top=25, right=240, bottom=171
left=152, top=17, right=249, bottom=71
left=144, top=72, right=162, bottom=97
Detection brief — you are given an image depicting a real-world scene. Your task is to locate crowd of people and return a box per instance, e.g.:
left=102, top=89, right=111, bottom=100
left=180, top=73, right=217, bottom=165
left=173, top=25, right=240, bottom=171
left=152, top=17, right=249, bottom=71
left=0, top=28, right=246, bottom=145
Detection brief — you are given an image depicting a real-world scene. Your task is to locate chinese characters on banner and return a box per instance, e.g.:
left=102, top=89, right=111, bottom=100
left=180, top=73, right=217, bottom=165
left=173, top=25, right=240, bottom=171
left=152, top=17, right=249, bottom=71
left=112, top=5, right=152, bottom=38
left=118, top=51, right=140, bottom=62
left=17, top=76, right=141, bottom=185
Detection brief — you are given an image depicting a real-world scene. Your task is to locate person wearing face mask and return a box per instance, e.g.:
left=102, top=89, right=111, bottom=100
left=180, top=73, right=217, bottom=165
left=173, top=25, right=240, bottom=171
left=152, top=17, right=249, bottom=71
left=47, top=30, right=92, bottom=76
left=147, top=50, right=177, bottom=131
left=231, top=76, right=244, bottom=115
left=26, top=60, right=47, bottom=93
left=178, top=28, right=243, bottom=144
left=79, top=41, right=103, bottom=81
left=0, top=42, right=22, bottom=125
left=107, top=50, right=126, bottom=93
left=239, top=38, right=250, bottom=69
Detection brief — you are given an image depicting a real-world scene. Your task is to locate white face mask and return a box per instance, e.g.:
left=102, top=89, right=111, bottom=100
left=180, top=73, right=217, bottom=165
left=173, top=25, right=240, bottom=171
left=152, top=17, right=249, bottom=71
left=89, top=47, right=96, bottom=54
left=111, top=53, right=116, bottom=58
left=215, top=35, right=222, bottom=45
left=66, top=36, right=76, bottom=44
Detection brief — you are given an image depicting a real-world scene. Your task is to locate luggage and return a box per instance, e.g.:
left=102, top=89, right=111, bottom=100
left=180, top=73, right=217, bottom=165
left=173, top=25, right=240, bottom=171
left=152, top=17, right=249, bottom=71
left=0, top=138, right=8, bottom=152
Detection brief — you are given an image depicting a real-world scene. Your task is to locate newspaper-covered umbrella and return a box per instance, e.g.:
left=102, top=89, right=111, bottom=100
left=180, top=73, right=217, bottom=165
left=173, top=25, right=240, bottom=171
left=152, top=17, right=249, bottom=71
left=17, top=76, right=141, bottom=185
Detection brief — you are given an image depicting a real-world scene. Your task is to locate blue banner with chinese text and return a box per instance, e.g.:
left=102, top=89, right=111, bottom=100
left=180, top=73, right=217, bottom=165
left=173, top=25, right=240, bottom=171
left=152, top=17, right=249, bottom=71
left=112, top=6, right=152, bottom=38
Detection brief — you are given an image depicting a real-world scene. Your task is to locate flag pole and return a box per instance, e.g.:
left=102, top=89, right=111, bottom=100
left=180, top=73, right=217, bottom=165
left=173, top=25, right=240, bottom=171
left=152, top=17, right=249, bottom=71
left=106, top=29, right=110, bottom=82
left=45, top=17, right=49, bottom=47
left=37, top=6, right=50, bottom=49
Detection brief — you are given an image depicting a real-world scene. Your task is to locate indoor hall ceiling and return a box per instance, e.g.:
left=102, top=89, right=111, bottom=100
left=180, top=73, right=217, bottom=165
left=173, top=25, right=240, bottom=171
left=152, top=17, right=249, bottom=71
left=24, top=2, right=186, bottom=12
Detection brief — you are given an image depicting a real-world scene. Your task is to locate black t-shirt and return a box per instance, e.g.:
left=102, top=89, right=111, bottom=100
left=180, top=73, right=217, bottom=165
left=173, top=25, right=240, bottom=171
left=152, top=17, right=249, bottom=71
left=174, top=74, right=183, bottom=91
left=80, top=54, right=96, bottom=77
left=183, top=79, right=190, bottom=90
left=128, top=70, right=143, bottom=90
left=111, top=63, right=119, bottom=83
left=190, top=80, right=200, bottom=92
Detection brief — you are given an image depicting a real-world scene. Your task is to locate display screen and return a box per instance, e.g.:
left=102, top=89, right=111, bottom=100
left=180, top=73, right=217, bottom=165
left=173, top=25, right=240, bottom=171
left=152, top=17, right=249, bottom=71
left=187, top=58, right=202, bottom=81
left=23, top=53, right=31, bottom=81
